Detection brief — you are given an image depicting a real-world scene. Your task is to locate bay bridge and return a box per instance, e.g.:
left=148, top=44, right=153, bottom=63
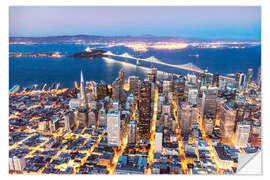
left=104, top=51, right=235, bottom=81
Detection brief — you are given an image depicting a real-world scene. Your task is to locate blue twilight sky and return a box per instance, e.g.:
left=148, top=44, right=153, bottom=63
left=9, top=6, right=261, bottom=40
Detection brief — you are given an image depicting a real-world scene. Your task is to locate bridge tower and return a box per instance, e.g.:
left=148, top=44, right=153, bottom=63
left=136, top=59, right=141, bottom=66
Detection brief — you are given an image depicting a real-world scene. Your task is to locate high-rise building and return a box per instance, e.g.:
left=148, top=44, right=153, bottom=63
left=107, top=110, right=121, bottom=146
left=184, top=82, right=197, bottom=100
left=77, top=108, right=88, bottom=127
left=163, top=80, right=173, bottom=93
left=187, top=73, right=197, bottom=84
left=188, top=88, right=198, bottom=105
left=180, top=103, right=192, bottom=136
left=77, top=71, right=89, bottom=127
left=128, top=76, right=139, bottom=97
left=235, top=102, right=246, bottom=127
left=79, top=70, right=88, bottom=109
left=162, top=104, right=171, bottom=114
left=256, top=66, right=261, bottom=89
left=201, top=87, right=217, bottom=119
left=235, top=122, right=250, bottom=147
left=203, top=113, right=214, bottom=136
left=219, top=79, right=227, bottom=91
left=119, top=69, right=125, bottom=87
left=112, top=78, right=122, bottom=102
left=96, top=81, right=108, bottom=100
left=64, top=110, right=75, bottom=132
left=173, top=77, right=185, bottom=100
left=112, top=101, right=120, bottom=111
left=138, top=80, right=151, bottom=140
left=247, top=68, right=253, bottom=85
left=220, top=104, right=236, bottom=141
left=200, top=69, right=211, bottom=87
left=191, top=105, right=199, bottom=124
left=155, top=125, right=164, bottom=153
left=235, top=72, right=241, bottom=86
left=147, top=72, right=156, bottom=83
left=157, top=94, right=165, bottom=112
left=212, top=73, right=219, bottom=87
left=235, top=72, right=246, bottom=90
left=127, top=120, right=137, bottom=146
left=239, top=73, right=246, bottom=90
left=250, top=122, right=261, bottom=146
left=98, top=106, right=107, bottom=127
left=88, top=109, right=97, bottom=126
left=151, top=67, right=158, bottom=81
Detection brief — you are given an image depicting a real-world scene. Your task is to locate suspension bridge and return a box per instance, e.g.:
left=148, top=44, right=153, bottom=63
left=104, top=51, right=235, bottom=81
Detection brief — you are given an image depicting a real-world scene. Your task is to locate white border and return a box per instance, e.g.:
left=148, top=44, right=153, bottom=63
left=2, top=1, right=269, bottom=180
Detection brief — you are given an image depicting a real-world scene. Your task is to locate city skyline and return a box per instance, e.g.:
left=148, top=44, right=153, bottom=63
left=9, top=6, right=261, bottom=40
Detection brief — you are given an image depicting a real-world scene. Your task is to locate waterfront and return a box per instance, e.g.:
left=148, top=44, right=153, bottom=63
left=9, top=44, right=261, bottom=89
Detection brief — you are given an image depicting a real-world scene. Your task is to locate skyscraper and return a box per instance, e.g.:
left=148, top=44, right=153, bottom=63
left=201, top=87, right=217, bottom=120
left=163, top=80, right=173, bottom=93
left=112, top=69, right=125, bottom=102
left=96, top=81, right=108, bottom=100
left=173, top=76, right=185, bottom=100
left=180, top=103, right=192, bottom=136
left=64, top=110, right=75, bottom=132
left=188, top=88, right=198, bottom=105
left=128, top=76, right=140, bottom=97
left=235, top=122, right=250, bottom=147
left=203, top=113, right=214, bottom=136
left=112, top=78, right=121, bottom=102
left=155, top=125, right=164, bottom=153
left=238, top=73, right=246, bottom=90
left=220, top=104, right=236, bottom=141
left=77, top=71, right=89, bottom=127
left=212, top=73, right=219, bottom=87
left=79, top=70, right=88, bottom=109
left=256, top=66, right=261, bottom=89
left=187, top=73, right=197, bottom=84
left=247, top=68, right=253, bottom=85
left=107, top=110, right=121, bottom=146
left=138, top=80, right=151, bottom=140
left=235, top=72, right=246, bottom=90
left=147, top=72, right=156, bottom=83
left=98, top=106, right=107, bottom=127
left=127, top=120, right=137, bottom=146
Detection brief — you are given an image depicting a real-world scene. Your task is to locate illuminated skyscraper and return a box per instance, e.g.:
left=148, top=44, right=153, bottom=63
left=77, top=70, right=89, bottom=126
left=128, top=76, right=139, bottom=97
left=155, top=125, right=164, bottom=153
left=127, top=120, right=137, bottom=146
left=173, top=76, right=185, bottom=100
left=180, top=103, right=192, bottom=136
left=98, top=106, right=107, bottom=127
left=96, top=81, right=108, bottom=100
left=220, top=104, right=236, bottom=141
left=138, top=80, right=151, bottom=140
left=203, top=113, right=214, bottom=136
left=147, top=72, right=156, bottom=83
left=235, top=122, right=250, bottom=147
left=188, top=88, right=198, bottom=105
left=79, top=70, right=88, bottom=109
left=107, top=110, right=121, bottom=146
left=202, top=87, right=217, bottom=119
left=235, top=72, right=246, bottom=90
left=247, top=68, right=253, bottom=85
left=212, top=73, right=219, bottom=87
left=112, top=78, right=121, bottom=101
left=163, top=80, right=173, bottom=93
left=256, top=66, right=261, bottom=89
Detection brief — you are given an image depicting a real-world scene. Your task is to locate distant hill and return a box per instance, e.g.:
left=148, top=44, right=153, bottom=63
left=9, top=34, right=210, bottom=44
